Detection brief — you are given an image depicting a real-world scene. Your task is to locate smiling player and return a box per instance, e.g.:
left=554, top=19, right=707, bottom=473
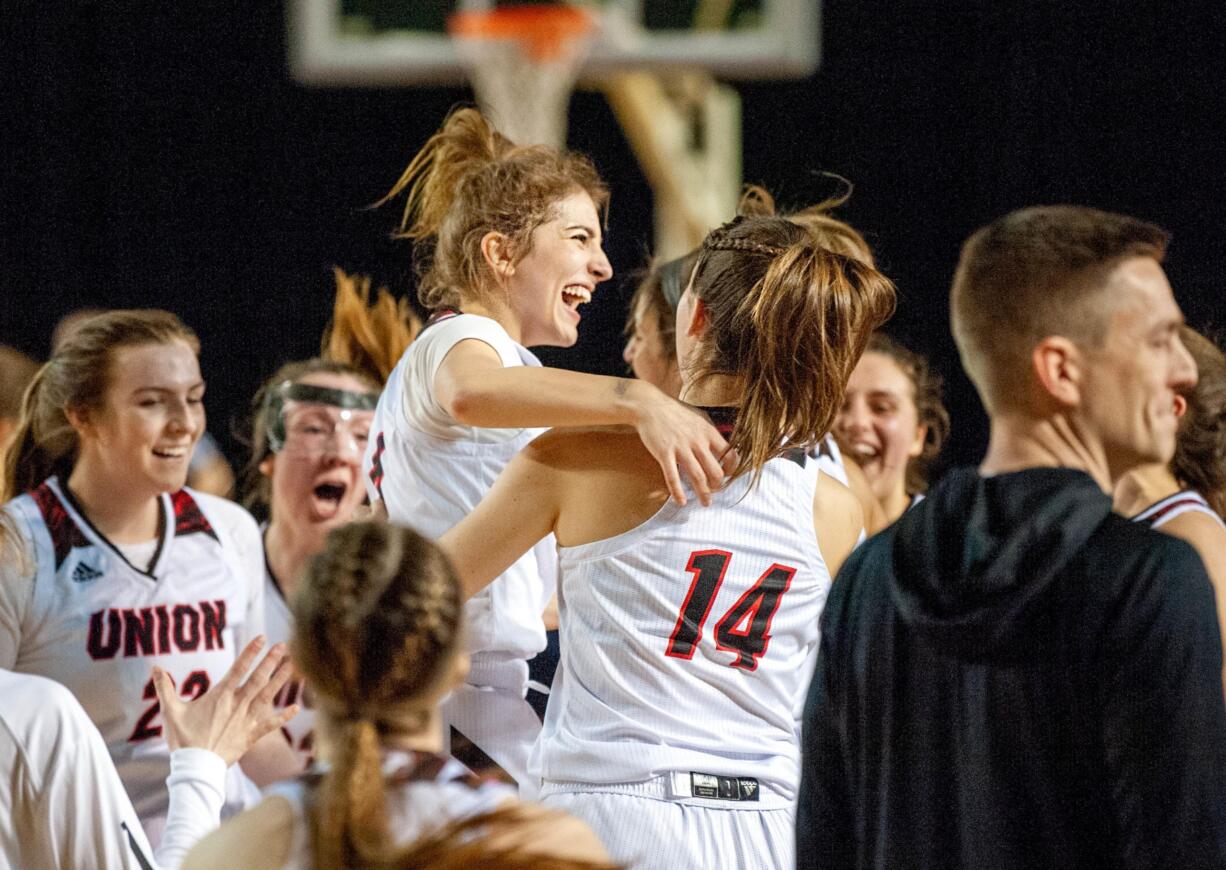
left=365, top=108, right=732, bottom=789
left=0, top=309, right=297, bottom=845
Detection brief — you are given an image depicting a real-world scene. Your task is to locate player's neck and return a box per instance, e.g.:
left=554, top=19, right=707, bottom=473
left=263, top=520, right=321, bottom=599
left=979, top=411, right=1113, bottom=492
left=463, top=298, right=521, bottom=343
left=678, top=373, right=742, bottom=408
left=65, top=458, right=161, bottom=543
left=879, top=482, right=911, bottom=524
left=1113, top=464, right=1180, bottom=517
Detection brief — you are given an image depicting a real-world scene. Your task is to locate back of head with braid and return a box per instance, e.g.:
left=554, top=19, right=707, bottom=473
left=292, top=521, right=463, bottom=870
left=687, top=216, right=896, bottom=484
left=738, top=181, right=876, bottom=267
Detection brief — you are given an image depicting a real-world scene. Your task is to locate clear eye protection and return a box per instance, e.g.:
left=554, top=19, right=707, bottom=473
left=264, top=381, right=379, bottom=459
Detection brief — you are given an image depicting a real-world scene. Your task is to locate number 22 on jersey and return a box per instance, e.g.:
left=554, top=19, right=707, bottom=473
left=665, top=549, right=796, bottom=671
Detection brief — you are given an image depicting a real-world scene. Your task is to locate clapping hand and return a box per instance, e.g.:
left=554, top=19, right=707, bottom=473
left=151, top=637, right=299, bottom=766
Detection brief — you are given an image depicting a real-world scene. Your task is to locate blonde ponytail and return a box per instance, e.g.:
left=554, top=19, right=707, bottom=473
left=311, top=718, right=389, bottom=869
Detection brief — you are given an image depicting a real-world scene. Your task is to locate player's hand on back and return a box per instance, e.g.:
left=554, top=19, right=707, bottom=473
left=152, top=636, right=298, bottom=766
left=631, top=384, right=735, bottom=506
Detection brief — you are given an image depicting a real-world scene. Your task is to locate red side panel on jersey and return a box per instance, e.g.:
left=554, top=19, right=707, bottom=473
left=30, top=482, right=90, bottom=569
left=171, top=490, right=219, bottom=541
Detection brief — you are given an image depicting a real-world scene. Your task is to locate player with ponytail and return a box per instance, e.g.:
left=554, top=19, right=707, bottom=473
left=440, top=214, right=896, bottom=869
left=0, top=310, right=300, bottom=845
left=236, top=268, right=415, bottom=765
left=365, top=107, right=731, bottom=787
left=183, top=521, right=610, bottom=869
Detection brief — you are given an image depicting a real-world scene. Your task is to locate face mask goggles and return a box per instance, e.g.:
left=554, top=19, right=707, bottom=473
left=263, top=381, right=379, bottom=459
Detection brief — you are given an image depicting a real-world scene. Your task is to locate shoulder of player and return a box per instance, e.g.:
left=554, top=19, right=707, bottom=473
left=480, top=799, right=610, bottom=864
left=814, top=473, right=863, bottom=528
left=182, top=794, right=293, bottom=870
left=522, top=425, right=647, bottom=471
left=184, top=490, right=260, bottom=542
left=0, top=670, right=93, bottom=745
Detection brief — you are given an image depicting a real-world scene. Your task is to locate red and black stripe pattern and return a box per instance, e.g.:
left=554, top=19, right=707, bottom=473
left=172, top=490, right=218, bottom=541
left=30, top=482, right=90, bottom=569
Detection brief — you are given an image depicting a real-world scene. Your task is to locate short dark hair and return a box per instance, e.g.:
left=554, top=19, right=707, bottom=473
left=951, top=205, right=1169, bottom=411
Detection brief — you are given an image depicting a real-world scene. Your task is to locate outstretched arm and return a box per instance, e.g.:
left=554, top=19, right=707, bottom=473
left=439, top=437, right=564, bottom=601
left=437, top=340, right=730, bottom=506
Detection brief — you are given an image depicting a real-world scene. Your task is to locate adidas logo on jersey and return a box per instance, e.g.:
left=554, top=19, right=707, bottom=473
left=72, top=561, right=104, bottom=583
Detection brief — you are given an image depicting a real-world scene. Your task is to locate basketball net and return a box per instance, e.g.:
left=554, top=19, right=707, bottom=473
left=449, top=5, right=596, bottom=148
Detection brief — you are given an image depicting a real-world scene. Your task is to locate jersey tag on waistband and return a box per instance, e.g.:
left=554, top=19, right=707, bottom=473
left=689, top=772, right=760, bottom=801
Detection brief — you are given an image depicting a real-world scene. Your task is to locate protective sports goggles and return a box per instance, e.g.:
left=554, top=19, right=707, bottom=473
left=263, top=381, right=379, bottom=458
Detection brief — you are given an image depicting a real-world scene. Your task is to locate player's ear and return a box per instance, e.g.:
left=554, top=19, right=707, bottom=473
left=63, top=403, right=92, bottom=437
left=258, top=454, right=275, bottom=477
left=1173, top=393, right=1188, bottom=419
left=481, top=231, right=517, bottom=279
left=685, top=297, right=709, bottom=339
left=447, top=650, right=470, bottom=691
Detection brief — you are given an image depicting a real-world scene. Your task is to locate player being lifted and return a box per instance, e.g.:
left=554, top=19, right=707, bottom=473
left=439, top=213, right=896, bottom=869
left=0, top=310, right=299, bottom=845
left=364, top=108, right=730, bottom=788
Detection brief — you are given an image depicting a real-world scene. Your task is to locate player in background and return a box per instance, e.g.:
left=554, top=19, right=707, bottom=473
left=439, top=214, right=896, bottom=869
left=1115, top=324, right=1226, bottom=690
left=184, top=521, right=611, bottom=869
left=365, top=108, right=731, bottom=788
left=0, top=309, right=300, bottom=845
left=833, top=332, right=950, bottom=524
left=625, top=185, right=888, bottom=533
left=0, top=344, right=40, bottom=491
left=52, top=308, right=237, bottom=498
left=236, top=271, right=413, bottom=763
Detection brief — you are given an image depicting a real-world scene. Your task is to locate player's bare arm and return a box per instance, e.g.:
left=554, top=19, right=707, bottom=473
left=434, top=338, right=730, bottom=506
left=813, top=474, right=865, bottom=579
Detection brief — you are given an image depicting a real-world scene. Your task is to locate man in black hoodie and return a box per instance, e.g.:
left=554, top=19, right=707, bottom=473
left=798, top=206, right=1226, bottom=869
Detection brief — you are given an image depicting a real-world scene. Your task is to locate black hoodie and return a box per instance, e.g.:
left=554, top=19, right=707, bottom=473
left=798, top=467, right=1226, bottom=869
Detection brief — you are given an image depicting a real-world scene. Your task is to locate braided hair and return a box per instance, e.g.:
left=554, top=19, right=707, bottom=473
left=292, top=522, right=463, bottom=869
left=686, top=216, right=896, bottom=484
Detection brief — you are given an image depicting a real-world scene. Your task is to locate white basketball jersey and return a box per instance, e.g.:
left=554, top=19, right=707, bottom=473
left=262, top=556, right=315, bottom=765
left=0, top=477, right=265, bottom=838
left=534, top=414, right=832, bottom=801
left=0, top=670, right=159, bottom=870
left=265, top=750, right=514, bottom=868
left=1133, top=489, right=1226, bottom=530
left=364, top=312, right=554, bottom=661
left=812, top=433, right=850, bottom=487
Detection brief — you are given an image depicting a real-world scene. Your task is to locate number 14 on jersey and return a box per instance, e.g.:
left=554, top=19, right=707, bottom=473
left=665, top=549, right=796, bottom=671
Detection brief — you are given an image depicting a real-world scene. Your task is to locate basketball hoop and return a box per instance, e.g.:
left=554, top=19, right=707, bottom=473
left=448, top=4, right=596, bottom=148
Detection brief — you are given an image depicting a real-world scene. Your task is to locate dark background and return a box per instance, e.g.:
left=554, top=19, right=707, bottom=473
left=4, top=2, right=1224, bottom=474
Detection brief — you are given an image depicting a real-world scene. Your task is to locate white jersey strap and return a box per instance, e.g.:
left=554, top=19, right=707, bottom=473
left=1132, top=490, right=1225, bottom=530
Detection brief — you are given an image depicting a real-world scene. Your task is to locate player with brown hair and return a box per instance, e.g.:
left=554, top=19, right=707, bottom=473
left=364, top=107, right=731, bottom=787
left=1, top=309, right=300, bottom=845
left=834, top=332, right=950, bottom=523
left=1115, top=324, right=1226, bottom=691
left=439, top=213, right=896, bottom=869
left=235, top=268, right=418, bottom=764
left=801, top=205, right=1226, bottom=868
left=183, top=521, right=610, bottom=870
